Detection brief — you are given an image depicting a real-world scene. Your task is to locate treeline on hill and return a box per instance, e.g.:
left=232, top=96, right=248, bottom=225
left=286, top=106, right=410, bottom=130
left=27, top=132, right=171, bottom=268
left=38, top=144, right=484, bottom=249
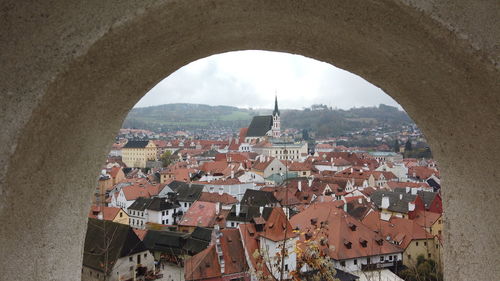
left=123, top=103, right=414, bottom=137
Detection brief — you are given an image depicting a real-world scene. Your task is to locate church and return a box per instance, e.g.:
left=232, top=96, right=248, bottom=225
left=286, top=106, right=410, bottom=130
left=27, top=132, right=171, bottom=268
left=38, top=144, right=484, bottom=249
left=239, top=96, right=308, bottom=161
left=244, top=96, right=281, bottom=142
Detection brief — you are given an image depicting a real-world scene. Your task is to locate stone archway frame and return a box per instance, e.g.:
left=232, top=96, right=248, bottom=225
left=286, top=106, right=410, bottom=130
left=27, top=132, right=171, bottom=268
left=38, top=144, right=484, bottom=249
left=0, top=1, right=498, bottom=281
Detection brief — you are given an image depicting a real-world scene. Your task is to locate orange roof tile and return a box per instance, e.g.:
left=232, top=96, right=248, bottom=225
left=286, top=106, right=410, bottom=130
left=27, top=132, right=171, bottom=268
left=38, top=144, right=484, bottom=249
left=290, top=202, right=402, bottom=260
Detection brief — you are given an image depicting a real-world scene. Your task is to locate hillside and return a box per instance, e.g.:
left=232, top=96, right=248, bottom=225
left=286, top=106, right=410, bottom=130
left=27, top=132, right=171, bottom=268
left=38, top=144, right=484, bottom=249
left=123, top=103, right=414, bottom=137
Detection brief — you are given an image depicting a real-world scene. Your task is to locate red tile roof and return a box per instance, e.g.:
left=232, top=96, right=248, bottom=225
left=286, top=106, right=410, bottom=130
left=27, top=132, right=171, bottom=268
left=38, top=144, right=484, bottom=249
left=290, top=202, right=402, bottom=260
left=88, top=206, right=123, bottom=221
left=259, top=208, right=298, bottom=242
left=198, top=192, right=238, bottom=205
left=179, top=201, right=217, bottom=228
left=184, top=245, right=221, bottom=280
left=362, top=211, right=433, bottom=249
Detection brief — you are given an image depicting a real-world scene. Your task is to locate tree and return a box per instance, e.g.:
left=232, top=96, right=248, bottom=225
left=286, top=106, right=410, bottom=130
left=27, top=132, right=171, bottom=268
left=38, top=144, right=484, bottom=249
left=394, top=139, right=400, bottom=153
left=399, top=254, right=443, bottom=281
left=405, top=139, right=413, bottom=152
left=160, top=151, right=174, bottom=167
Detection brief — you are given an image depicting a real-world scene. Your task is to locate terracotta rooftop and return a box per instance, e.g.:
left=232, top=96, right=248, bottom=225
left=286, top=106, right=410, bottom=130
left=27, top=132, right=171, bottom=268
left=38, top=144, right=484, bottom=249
left=290, top=202, right=402, bottom=260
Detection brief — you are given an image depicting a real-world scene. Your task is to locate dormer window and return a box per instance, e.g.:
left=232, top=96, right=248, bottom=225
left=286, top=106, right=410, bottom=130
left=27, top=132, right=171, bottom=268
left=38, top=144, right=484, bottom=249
left=376, top=238, right=384, bottom=245
left=310, top=218, right=318, bottom=225
left=348, top=222, right=357, bottom=231
left=343, top=240, right=352, bottom=249
left=359, top=238, right=368, bottom=248
left=305, top=233, right=313, bottom=240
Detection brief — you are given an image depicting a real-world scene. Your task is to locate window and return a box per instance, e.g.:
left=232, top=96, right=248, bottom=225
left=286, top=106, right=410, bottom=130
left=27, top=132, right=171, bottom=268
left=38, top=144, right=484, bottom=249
left=340, top=261, right=345, bottom=267
left=436, top=244, right=439, bottom=249
left=166, top=219, right=169, bottom=224
left=285, top=264, right=288, bottom=271
left=144, top=253, right=147, bottom=258
left=353, top=259, right=357, bottom=265
left=407, top=254, right=412, bottom=259
left=184, top=203, right=187, bottom=207
left=416, top=242, right=419, bottom=246
left=380, top=257, right=384, bottom=262
left=428, top=253, right=432, bottom=258
left=389, top=256, right=393, bottom=261
left=424, top=241, right=427, bottom=246
left=129, top=257, right=133, bottom=262
left=119, top=212, right=123, bottom=218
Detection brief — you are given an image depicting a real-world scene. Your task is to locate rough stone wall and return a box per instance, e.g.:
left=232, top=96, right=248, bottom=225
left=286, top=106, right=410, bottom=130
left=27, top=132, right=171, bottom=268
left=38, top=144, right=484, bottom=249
left=0, top=1, right=498, bottom=281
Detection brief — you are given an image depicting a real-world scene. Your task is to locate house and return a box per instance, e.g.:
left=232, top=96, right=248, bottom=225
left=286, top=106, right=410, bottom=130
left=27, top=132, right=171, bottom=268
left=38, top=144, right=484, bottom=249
left=184, top=228, right=250, bottom=281
left=142, top=229, right=190, bottom=265
left=121, top=140, right=158, bottom=168
left=251, top=157, right=287, bottom=178
left=416, top=191, right=443, bottom=214
left=239, top=207, right=299, bottom=280
left=236, top=170, right=265, bottom=184
left=376, top=162, right=408, bottom=182
left=362, top=211, right=440, bottom=267
left=225, top=205, right=274, bottom=229
left=178, top=201, right=218, bottom=233
left=370, top=190, right=422, bottom=220
left=198, top=192, right=238, bottom=209
left=197, top=179, right=258, bottom=201
left=128, top=197, right=151, bottom=229
left=145, top=197, right=181, bottom=226
left=82, top=218, right=155, bottom=281
left=287, top=161, right=314, bottom=177
left=176, top=184, right=204, bottom=213
left=88, top=206, right=129, bottom=225
left=290, top=202, right=403, bottom=273
left=240, top=189, right=279, bottom=207
left=111, top=181, right=160, bottom=210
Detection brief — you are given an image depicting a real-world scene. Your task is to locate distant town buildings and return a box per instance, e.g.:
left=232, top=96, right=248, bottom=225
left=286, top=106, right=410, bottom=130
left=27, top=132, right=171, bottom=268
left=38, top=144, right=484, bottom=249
left=86, top=98, right=441, bottom=281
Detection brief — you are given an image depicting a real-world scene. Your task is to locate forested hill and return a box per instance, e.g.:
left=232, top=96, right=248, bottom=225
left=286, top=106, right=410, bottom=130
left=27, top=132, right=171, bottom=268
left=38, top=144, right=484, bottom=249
left=123, top=103, right=414, bottom=137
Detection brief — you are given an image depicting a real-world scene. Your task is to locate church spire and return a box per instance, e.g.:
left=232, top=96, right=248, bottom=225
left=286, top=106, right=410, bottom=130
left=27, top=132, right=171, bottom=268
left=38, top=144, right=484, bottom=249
left=273, top=94, right=280, bottom=116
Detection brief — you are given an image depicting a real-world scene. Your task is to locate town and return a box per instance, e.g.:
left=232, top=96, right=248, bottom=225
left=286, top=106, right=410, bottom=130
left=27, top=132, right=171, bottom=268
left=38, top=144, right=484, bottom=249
left=83, top=98, right=442, bottom=281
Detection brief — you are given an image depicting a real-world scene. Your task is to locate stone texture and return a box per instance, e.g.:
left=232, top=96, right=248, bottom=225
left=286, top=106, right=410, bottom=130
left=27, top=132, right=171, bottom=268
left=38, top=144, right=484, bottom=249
left=0, top=1, right=498, bottom=280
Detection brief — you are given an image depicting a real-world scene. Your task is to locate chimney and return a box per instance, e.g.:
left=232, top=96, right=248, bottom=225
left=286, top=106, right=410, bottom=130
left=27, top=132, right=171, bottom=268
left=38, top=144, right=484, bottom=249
left=97, top=211, right=103, bottom=220
left=381, top=196, right=390, bottom=209
left=399, top=193, right=403, bottom=200
left=259, top=206, right=264, bottom=215
left=308, top=178, right=313, bottom=187
left=408, top=202, right=415, bottom=211
left=358, top=198, right=363, bottom=204
left=215, top=202, right=220, bottom=215
left=236, top=204, right=241, bottom=216
left=231, top=170, right=234, bottom=179
left=298, top=181, right=302, bottom=192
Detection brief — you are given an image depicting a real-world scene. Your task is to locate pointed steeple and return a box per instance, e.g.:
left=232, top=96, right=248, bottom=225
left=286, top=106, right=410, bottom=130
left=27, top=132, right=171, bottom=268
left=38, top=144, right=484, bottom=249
left=273, top=94, right=280, bottom=116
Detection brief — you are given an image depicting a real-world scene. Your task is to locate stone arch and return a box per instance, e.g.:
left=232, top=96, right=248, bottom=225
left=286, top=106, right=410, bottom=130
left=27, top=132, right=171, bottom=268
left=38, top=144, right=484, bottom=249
left=0, top=1, right=498, bottom=280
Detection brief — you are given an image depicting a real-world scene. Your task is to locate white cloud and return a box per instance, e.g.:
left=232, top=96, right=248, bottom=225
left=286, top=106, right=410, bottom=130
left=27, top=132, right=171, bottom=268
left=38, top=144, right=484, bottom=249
left=134, top=50, right=402, bottom=110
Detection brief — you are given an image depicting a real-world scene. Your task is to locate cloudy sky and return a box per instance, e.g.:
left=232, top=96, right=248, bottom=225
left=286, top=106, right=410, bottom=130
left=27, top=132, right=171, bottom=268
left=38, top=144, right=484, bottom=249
left=135, top=50, right=401, bottom=110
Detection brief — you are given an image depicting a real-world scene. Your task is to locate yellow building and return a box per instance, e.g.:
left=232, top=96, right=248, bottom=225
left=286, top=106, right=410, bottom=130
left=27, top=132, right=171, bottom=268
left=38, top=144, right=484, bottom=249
left=88, top=206, right=130, bottom=225
left=121, top=140, right=157, bottom=168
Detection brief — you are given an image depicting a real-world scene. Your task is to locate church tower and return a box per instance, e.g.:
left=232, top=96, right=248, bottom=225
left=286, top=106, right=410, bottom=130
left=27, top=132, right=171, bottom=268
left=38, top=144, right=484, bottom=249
left=272, top=95, right=281, bottom=138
